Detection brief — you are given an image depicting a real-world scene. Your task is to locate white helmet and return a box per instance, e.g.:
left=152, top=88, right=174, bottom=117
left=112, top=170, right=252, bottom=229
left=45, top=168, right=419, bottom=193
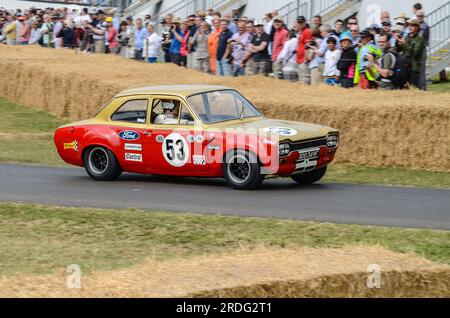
left=162, top=101, right=175, bottom=110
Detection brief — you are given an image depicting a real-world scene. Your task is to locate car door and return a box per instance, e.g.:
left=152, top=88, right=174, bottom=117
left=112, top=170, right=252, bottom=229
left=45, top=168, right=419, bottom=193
left=144, top=95, right=210, bottom=175
left=108, top=96, right=152, bottom=174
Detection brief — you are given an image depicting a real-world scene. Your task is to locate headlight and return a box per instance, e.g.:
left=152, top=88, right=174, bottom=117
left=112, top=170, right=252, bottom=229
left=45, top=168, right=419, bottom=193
left=327, top=134, right=339, bottom=148
left=279, top=142, right=290, bottom=156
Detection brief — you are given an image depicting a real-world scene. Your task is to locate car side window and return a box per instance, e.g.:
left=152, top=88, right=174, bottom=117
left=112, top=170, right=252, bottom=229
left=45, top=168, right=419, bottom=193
left=111, top=99, right=148, bottom=123
left=151, top=98, right=191, bottom=125
left=179, top=105, right=195, bottom=125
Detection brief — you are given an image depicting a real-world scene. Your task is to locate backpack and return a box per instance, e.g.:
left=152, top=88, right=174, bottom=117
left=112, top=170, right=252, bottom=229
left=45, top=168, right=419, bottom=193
left=386, top=51, right=408, bottom=89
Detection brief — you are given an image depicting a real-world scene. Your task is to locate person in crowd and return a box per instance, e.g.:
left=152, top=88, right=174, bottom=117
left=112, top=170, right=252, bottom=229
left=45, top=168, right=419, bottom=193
left=168, top=17, right=183, bottom=66
left=337, top=34, right=356, bottom=88
left=333, top=19, right=344, bottom=37
left=227, top=20, right=251, bottom=76
left=105, top=16, right=118, bottom=54
left=412, top=3, right=422, bottom=19
left=52, top=14, right=63, bottom=48
left=143, top=24, right=161, bottom=63
left=223, top=12, right=237, bottom=34
left=178, top=21, right=190, bottom=67
left=367, top=33, right=398, bottom=90
left=244, top=20, right=271, bottom=76
left=380, top=19, right=391, bottom=35
left=216, top=19, right=233, bottom=76
left=296, top=15, right=313, bottom=84
left=18, top=16, right=30, bottom=45
left=5, top=15, right=17, bottom=45
left=117, top=21, right=129, bottom=56
left=354, top=29, right=381, bottom=89
left=312, top=15, right=322, bottom=30
left=80, top=19, right=93, bottom=53
left=271, top=17, right=288, bottom=75
left=160, top=15, right=172, bottom=62
left=191, top=21, right=210, bottom=72
left=276, top=29, right=298, bottom=82
left=416, top=10, right=429, bottom=46
left=208, top=18, right=220, bottom=74
left=396, top=18, right=426, bottom=90
left=39, top=14, right=53, bottom=47
left=205, top=8, right=214, bottom=25
left=28, top=20, right=42, bottom=45
left=306, top=34, right=322, bottom=85
left=134, top=17, right=148, bottom=60
left=346, top=16, right=358, bottom=32
left=58, top=19, right=76, bottom=48
left=263, top=13, right=273, bottom=36
left=323, top=37, right=341, bottom=86
left=144, top=14, right=152, bottom=27
left=87, top=12, right=105, bottom=53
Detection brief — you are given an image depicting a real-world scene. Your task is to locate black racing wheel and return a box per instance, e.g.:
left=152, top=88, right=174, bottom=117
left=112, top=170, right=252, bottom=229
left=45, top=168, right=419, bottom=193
left=83, top=146, right=122, bottom=181
left=222, top=149, right=264, bottom=190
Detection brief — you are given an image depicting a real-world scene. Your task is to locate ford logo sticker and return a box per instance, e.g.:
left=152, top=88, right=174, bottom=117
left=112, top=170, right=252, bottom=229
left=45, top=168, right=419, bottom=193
left=119, top=130, right=140, bottom=141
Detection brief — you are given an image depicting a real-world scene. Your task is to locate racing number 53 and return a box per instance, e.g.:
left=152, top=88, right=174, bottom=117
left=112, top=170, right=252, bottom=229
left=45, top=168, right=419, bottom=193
left=162, top=133, right=190, bottom=167
left=165, top=138, right=185, bottom=161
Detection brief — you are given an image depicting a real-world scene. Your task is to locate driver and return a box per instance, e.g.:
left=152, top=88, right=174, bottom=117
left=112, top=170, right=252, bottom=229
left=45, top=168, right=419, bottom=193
left=154, top=100, right=179, bottom=124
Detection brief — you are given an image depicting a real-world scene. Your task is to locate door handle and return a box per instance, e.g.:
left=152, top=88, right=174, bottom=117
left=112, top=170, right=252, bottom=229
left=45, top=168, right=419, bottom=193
left=143, top=130, right=152, bottom=136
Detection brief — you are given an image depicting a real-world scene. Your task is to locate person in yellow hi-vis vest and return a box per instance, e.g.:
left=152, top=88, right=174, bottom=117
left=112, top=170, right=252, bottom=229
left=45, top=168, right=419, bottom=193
left=354, top=29, right=381, bottom=89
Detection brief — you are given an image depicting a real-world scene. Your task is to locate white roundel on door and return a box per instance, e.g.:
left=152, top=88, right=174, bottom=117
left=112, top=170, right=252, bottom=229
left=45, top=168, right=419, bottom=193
left=162, top=133, right=190, bottom=167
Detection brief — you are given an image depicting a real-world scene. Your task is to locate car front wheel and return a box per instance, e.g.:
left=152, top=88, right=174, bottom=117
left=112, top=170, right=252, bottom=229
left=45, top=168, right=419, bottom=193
left=222, top=149, right=264, bottom=190
left=291, top=166, right=327, bottom=185
left=83, top=146, right=122, bottom=181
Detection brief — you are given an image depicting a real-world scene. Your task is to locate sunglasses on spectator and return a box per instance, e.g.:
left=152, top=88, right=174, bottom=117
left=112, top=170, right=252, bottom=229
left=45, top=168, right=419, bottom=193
left=348, top=22, right=357, bottom=25
left=417, top=15, right=424, bottom=17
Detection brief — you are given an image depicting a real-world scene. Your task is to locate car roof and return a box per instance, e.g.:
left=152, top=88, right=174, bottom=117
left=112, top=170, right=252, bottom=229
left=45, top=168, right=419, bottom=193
left=114, top=85, right=232, bottom=98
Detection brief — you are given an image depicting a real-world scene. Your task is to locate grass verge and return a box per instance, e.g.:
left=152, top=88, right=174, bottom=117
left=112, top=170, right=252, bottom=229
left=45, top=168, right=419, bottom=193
left=0, top=202, right=449, bottom=277
left=1, top=96, right=449, bottom=187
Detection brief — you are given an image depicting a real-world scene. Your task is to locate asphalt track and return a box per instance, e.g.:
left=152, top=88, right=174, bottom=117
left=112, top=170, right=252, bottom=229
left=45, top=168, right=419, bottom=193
left=0, top=164, right=449, bottom=230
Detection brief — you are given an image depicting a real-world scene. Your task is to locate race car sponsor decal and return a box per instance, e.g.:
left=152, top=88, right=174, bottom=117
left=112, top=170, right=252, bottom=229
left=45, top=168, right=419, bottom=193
left=125, top=153, right=142, bottom=162
left=195, top=135, right=205, bottom=143
left=208, top=145, right=220, bottom=150
left=263, top=127, right=298, bottom=136
left=63, top=140, right=78, bottom=151
left=193, top=155, right=206, bottom=165
left=156, top=135, right=164, bottom=143
left=186, top=135, right=195, bottom=143
left=124, top=143, right=142, bottom=151
left=162, top=133, right=190, bottom=167
left=119, top=130, right=140, bottom=141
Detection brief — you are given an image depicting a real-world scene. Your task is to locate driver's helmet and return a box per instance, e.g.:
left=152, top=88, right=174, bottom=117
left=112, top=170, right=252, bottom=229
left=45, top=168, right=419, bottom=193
left=162, top=101, right=175, bottom=111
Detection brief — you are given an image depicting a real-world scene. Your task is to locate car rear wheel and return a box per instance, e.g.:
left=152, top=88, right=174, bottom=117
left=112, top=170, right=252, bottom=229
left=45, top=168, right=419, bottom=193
left=84, top=146, right=122, bottom=181
left=222, top=150, right=264, bottom=190
left=291, top=166, right=327, bottom=185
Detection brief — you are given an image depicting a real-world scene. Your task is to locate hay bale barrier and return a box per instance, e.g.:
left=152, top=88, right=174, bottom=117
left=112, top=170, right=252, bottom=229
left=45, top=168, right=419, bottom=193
left=1, top=46, right=449, bottom=170
left=0, top=246, right=449, bottom=297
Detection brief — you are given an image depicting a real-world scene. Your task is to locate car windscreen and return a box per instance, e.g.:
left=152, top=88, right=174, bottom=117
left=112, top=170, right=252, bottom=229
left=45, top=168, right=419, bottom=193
left=187, top=90, right=262, bottom=124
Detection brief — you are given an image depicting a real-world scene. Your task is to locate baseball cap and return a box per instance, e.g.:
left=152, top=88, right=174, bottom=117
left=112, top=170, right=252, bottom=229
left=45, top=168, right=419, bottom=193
left=297, top=15, right=306, bottom=23
left=340, top=34, right=352, bottom=42
left=407, top=18, right=420, bottom=26
left=273, top=16, right=283, bottom=23
left=105, top=16, right=113, bottom=22
left=359, top=29, right=372, bottom=38
left=253, top=19, right=264, bottom=26
left=381, top=19, right=391, bottom=26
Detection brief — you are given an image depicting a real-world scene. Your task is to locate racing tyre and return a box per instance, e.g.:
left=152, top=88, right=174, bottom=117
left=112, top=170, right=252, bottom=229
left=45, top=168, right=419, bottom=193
left=222, top=149, right=264, bottom=190
left=84, top=146, right=122, bottom=181
left=291, top=166, right=327, bottom=185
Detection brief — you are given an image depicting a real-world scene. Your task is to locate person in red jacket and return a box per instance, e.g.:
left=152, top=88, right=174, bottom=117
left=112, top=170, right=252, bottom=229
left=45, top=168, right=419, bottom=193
left=271, top=17, right=288, bottom=76
left=296, top=16, right=312, bottom=84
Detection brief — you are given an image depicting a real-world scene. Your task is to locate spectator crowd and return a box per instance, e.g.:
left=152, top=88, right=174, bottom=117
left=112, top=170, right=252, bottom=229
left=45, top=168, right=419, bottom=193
left=0, top=2, right=431, bottom=90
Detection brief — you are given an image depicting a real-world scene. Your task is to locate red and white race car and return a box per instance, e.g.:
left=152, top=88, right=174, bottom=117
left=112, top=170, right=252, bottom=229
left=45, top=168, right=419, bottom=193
left=54, top=85, right=339, bottom=189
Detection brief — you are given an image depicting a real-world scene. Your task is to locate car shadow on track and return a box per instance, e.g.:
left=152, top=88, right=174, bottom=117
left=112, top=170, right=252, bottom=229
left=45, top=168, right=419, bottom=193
left=108, top=173, right=329, bottom=191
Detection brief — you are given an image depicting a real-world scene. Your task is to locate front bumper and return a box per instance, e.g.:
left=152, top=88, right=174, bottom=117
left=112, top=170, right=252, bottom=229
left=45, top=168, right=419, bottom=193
left=277, top=146, right=337, bottom=176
